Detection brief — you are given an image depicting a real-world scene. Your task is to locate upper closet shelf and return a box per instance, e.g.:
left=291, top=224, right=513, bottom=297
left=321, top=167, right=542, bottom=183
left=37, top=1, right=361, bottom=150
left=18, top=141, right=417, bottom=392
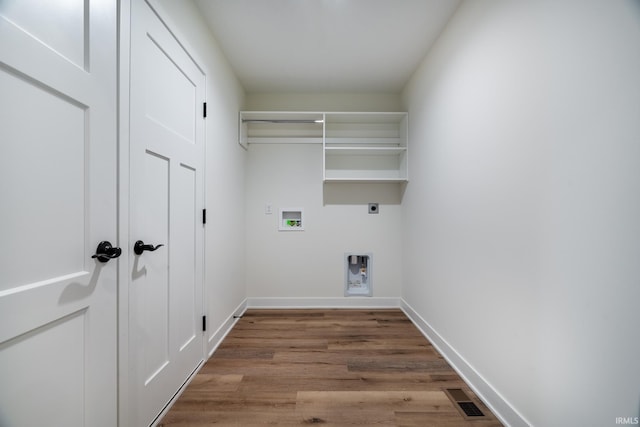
left=239, top=110, right=409, bottom=182
left=324, top=146, right=407, bottom=155
left=239, top=111, right=324, bottom=147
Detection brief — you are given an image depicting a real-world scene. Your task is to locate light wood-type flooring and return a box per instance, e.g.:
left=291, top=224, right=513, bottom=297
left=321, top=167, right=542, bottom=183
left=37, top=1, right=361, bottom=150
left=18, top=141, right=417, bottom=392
left=159, top=309, right=503, bottom=426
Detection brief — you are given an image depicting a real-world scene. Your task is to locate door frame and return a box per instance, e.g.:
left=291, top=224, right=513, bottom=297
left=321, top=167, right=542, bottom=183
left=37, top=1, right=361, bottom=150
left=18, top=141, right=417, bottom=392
left=117, top=1, right=133, bottom=423
left=117, top=1, right=207, bottom=425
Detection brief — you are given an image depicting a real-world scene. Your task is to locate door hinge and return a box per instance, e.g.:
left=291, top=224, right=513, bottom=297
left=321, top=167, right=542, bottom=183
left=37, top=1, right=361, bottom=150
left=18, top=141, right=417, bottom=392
left=203, top=102, right=207, bottom=118
left=202, top=315, right=207, bottom=332
left=202, top=208, right=207, bottom=224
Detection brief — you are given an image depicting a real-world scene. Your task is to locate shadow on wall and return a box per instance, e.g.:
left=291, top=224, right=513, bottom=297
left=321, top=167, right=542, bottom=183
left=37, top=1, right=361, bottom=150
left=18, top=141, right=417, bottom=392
left=323, top=182, right=407, bottom=205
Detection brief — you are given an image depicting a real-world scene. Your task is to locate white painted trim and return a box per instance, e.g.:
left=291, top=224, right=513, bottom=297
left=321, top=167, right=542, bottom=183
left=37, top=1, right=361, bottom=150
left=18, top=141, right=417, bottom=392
left=246, top=297, right=401, bottom=309
left=400, top=299, right=531, bottom=427
left=150, top=359, right=204, bottom=427
left=117, top=1, right=132, bottom=426
left=206, top=299, right=248, bottom=358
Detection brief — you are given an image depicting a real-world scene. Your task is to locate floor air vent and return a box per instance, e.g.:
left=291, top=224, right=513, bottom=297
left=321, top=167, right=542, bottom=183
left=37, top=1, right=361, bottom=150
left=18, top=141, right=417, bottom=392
left=458, top=401, right=484, bottom=417
left=444, top=388, right=485, bottom=419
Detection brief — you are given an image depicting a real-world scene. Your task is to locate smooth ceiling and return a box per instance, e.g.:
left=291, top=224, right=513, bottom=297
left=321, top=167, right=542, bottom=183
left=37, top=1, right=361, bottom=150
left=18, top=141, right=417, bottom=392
left=194, top=0, right=462, bottom=93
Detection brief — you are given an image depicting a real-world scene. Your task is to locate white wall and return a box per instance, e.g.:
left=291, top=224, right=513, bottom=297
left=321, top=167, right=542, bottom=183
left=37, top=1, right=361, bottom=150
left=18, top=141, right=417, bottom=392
left=245, top=93, right=404, bottom=304
left=245, top=92, right=402, bottom=112
left=155, top=0, right=247, bottom=351
left=402, top=1, right=640, bottom=426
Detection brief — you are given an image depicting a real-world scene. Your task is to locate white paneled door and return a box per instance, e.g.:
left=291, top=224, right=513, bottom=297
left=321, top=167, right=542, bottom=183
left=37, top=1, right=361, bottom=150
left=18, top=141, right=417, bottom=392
left=0, top=1, right=118, bottom=427
left=129, top=1, right=206, bottom=425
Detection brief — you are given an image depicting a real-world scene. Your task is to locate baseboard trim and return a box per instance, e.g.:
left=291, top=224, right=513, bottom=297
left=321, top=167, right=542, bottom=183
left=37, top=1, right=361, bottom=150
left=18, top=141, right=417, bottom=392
left=246, top=297, right=401, bottom=309
left=206, top=299, right=248, bottom=358
left=150, top=359, right=205, bottom=427
left=400, top=299, right=531, bottom=427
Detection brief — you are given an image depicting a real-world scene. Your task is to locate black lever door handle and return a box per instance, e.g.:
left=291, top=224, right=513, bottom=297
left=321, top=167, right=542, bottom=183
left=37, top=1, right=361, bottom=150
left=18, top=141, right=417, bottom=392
left=134, top=240, right=164, bottom=255
left=92, top=241, right=122, bottom=263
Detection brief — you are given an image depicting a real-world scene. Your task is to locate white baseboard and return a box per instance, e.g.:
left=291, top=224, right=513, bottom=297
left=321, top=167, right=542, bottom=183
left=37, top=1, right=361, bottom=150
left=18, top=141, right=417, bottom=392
left=206, top=299, right=248, bottom=357
left=246, top=296, right=401, bottom=309
left=400, top=299, right=531, bottom=427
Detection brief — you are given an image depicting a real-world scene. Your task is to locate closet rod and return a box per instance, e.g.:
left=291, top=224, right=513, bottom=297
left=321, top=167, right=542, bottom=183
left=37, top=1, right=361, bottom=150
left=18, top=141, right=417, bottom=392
left=242, top=119, right=324, bottom=124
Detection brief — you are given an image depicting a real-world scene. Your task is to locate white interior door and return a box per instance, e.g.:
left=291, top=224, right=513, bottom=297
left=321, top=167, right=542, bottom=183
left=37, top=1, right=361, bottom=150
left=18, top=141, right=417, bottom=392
left=129, top=1, right=206, bottom=425
left=0, top=1, right=118, bottom=426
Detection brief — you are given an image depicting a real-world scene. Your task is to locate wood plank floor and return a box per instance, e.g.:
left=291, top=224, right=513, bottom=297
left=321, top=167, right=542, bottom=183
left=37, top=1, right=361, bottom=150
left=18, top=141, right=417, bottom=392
left=159, top=309, right=503, bottom=426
